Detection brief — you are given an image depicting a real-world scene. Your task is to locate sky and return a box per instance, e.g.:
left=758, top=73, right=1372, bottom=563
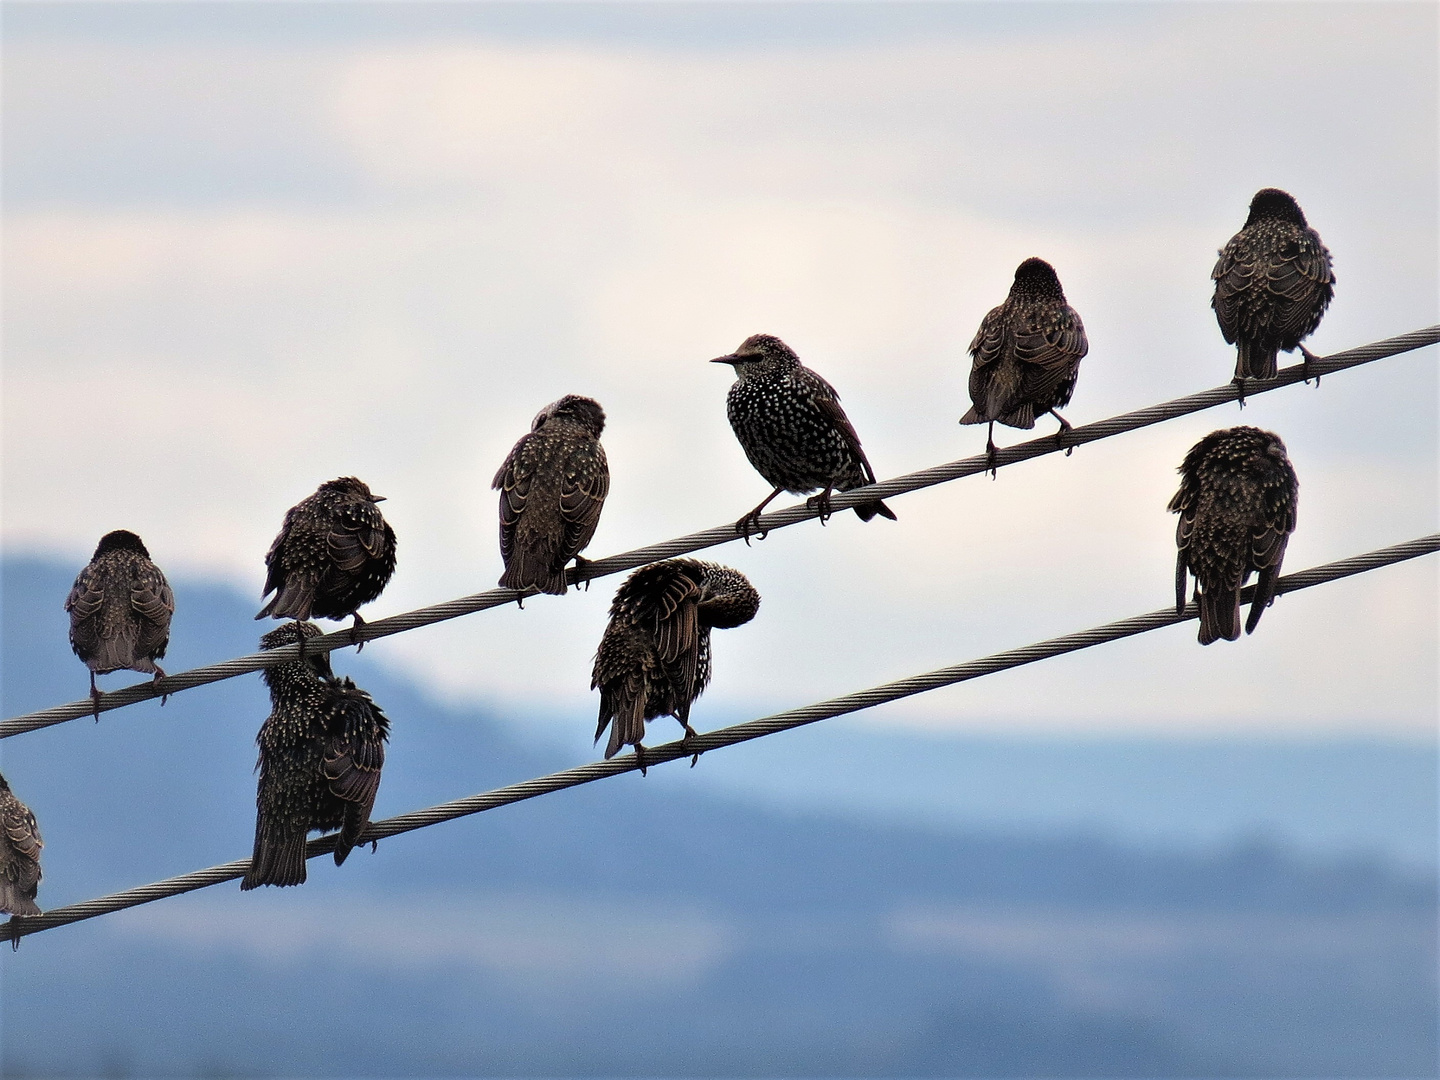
left=3, top=1, right=1436, bottom=740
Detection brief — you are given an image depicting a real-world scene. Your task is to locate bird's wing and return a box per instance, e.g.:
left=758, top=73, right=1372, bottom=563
left=1210, top=236, right=1254, bottom=344
left=1014, top=304, right=1089, bottom=403
left=0, top=794, right=42, bottom=866
left=806, top=370, right=881, bottom=486
left=1267, top=231, right=1335, bottom=343
left=967, top=304, right=1008, bottom=370
left=558, top=441, right=609, bottom=563
left=64, top=564, right=105, bottom=622
left=328, top=497, right=391, bottom=573
left=492, top=434, right=538, bottom=566
left=130, top=565, right=174, bottom=626
left=321, top=681, right=387, bottom=809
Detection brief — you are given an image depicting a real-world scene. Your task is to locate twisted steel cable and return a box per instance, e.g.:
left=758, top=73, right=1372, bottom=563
left=3, top=324, right=1434, bottom=741
left=5, top=533, right=1433, bottom=945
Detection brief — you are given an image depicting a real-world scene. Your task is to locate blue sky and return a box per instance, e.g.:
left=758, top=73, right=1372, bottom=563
left=3, top=1, right=1436, bottom=737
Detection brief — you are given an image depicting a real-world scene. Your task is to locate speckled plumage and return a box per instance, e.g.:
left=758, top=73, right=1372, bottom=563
left=493, top=395, right=610, bottom=595
left=65, top=530, right=174, bottom=715
left=0, top=773, right=42, bottom=918
left=713, top=334, right=896, bottom=537
left=592, top=559, right=760, bottom=770
left=961, top=258, right=1088, bottom=463
left=242, top=622, right=390, bottom=889
left=257, top=477, right=397, bottom=638
left=1212, top=189, right=1334, bottom=383
left=1169, top=427, right=1298, bottom=645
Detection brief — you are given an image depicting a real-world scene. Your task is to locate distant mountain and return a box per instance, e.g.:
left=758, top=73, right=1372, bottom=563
left=2, top=557, right=1435, bottom=1077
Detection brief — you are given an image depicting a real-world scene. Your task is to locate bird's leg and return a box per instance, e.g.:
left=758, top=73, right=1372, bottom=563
left=89, top=671, right=102, bottom=722
left=736, top=488, right=784, bottom=545
left=1233, top=377, right=1247, bottom=408
left=679, top=718, right=702, bottom=767
left=349, top=612, right=367, bottom=652
left=294, top=621, right=307, bottom=661
left=1050, top=410, right=1074, bottom=457
left=986, top=422, right=999, bottom=479
left=153, top=665, right=169, bottom=708
left=806, top=486, right=835, bottom=525
left=634, top=742, right=648, bottom=777
left=1299, top=345, right=1322, bottom=387
left=572, top=556, right=593, bottom=592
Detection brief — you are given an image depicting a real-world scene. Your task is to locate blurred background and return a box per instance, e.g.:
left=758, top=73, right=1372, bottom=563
left=2, top=2, right=1436, bottom=1076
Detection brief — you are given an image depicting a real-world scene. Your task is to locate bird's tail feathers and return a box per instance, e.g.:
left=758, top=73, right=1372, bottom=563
left=499, top=555, right=568, bottom=597
left=1246, top=565, right=1282, bottom=636
left=852, top=500, right=898, bottom=523
left=958, top=405, right=984, bottom=426
left=1235, top=339, right=1279, bottom=381
left=241, top=824, right=307, bottom=889
left=998, top=402, right=1037, bottom=430
left=333, top=805, right=369, bottom=867
left=604, top=693, right=647, bottom=760
left=0, top=880, right=40, bottom=917
left=1197, top=586, right=1241, bottom=646
left=89, top=633, right=147, bottom=676
left=256, top=577, right=315, bottom=622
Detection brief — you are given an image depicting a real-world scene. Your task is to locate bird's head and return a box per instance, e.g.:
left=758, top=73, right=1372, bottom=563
left=1010, top=258, right=1066, bottom=300
left=0, top=773, right=11, bottom=794
left=1245, top=188, right=1307, bottom=228
left=259, top=621, right=334, bottom=689
left=533, top=395, right=606, bottom=438
left=320, top=476, right=384, bottom=503
left=92, top=530, right=151, bottom=559
left=697, top=564, right=761, bottom=629
left=710, top=334, right=800, bottom=380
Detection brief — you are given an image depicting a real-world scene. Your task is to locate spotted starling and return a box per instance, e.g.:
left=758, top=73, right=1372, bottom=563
left=0, top=772, right=42, bottom=918
left=242, top=622, right=390, bottom=890
left=960, top=258, right=1089, bottom=470
left=256, top=477, right=397, bottom=646
left=712, top=334, right=896, bottom=539
left=1212, top=188, right=1334, bottom=392
left=65, top=530, right=175, bottom=719
left=493, top=395, right=610, bottom=596
left=1169, top=427, right=1298, bottom=645
left=592, top=559, right=760, bottom=772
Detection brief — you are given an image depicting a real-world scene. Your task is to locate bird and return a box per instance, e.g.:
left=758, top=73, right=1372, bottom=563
left=0, top=772, right=43, bottom=919
left=1212, top=188, right=1335, bottom=396
left=492, top=395, right=610, bottom=596
left=256, top=477, right=397, bottom=648
left=1169, top=426, right=1299, bottom=645
left=960, top=257, right=1089, bottom=472
left=712, top=334, right=896, bottom=540
left=65, top=530, right=175, bottom=720
left=592, top=559, right=760, bottom=773
left=242, top=621, right=390, bottom=890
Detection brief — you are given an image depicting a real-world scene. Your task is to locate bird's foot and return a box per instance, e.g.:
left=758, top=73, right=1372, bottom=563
left=735, top=511, right=768, bottom=546
left=572, top=556, right=593, bottom=591
left=1299, top=345, right=1322, bottom=387
left=370, top=840, right=379, bottom=855
left=681, top=722, right=702, bottom=767
left=1051, top=411, right=1074, bottom=456
left=349, top=613, right=367, bottom=652
left=1233, top=377, right=1247, bottom=408
left=985, top=439, right=999, bottom=479
left=89, top=676, right=103, bottom=723
left=634, top=743, right=648, bottom=777
left=294, top=622, right=307, bottom=661
left=806, top=487, right=835, bottom=525
left=153, top=666, right=169, bottom=707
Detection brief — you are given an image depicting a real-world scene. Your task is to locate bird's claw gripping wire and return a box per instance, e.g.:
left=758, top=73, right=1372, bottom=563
left=349, top=613, right=368, bottom=653
left=1050, top=409, right=1075, bottom=457
left=89, top=673, right=102, bottom=722
left=806, top=487, right=836, bottom=525
left=1299, top=345, right=1322, bottom=387
left=153, top=667, right=169, bottom=708
left=571, top=556, right=593, bottom=592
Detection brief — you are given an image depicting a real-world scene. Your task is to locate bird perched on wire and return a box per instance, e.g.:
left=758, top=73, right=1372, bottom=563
left=592, top=559, right=760, bottom=773
left=1212, top=188, right=1334, bottom=395
left=65, top=530, right=175, bottom=720
left=242, top=621, right=390, bottom=890
left=712, top=334, right=896, bottom=540
left=493, top=395, right=610, bottom=596
left=256, top=477, right=396, bottom=649
left=0, top=772, right=42, bottom=918
left=1169, top=426, right=1298, bottom=645
left=960, top=257, right=1089, bottom=472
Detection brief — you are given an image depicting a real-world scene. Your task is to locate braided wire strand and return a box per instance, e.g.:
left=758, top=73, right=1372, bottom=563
left=5, top=533, right=1433, bottom=944
left=3, top=325, right=1434, bottom=741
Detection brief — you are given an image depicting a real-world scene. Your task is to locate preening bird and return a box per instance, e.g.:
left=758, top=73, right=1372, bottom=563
left=960, top=257, right=1089, bottom=471
left=1169, top=426, right=1299, bottom=645
left=65, top=530, right=174, bottom=719
left=592, top=559, right=760, bottom=773
left=493, top=395, right=610, bottom=596
left=1212, top=188, right=1334, bottom=393
left=256, top=477, right=397, bottom=647
left=712, top=334, right=896, bottom=540
left=242, top=621, right=390, bottom=890
left=0, top=772, right=42, bottom=918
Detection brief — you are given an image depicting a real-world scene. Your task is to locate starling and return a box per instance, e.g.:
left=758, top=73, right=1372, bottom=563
left=592, top=559, right=760, bottom=772
left=1212, top=188, right=1334, bottom=392
left=1169, top=426, right=1298, bottom=645
left=493, top=395, right=610, bottom=596
left=65, top=530, right=175, bottom=719
left=256, top=477, right=397, bottom=646
left=242, top=621, right=390, bottom=889
left=0, top=772, right=42, bottom=918
left=960, top=257, right=1089, bottom=471
left=712, top=334, right=896, bottom=539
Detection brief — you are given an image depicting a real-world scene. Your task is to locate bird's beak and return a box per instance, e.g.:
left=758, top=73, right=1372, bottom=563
left=372, top=495, right=387, bottom=502
left=710, top=354, right=741, bottom=366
